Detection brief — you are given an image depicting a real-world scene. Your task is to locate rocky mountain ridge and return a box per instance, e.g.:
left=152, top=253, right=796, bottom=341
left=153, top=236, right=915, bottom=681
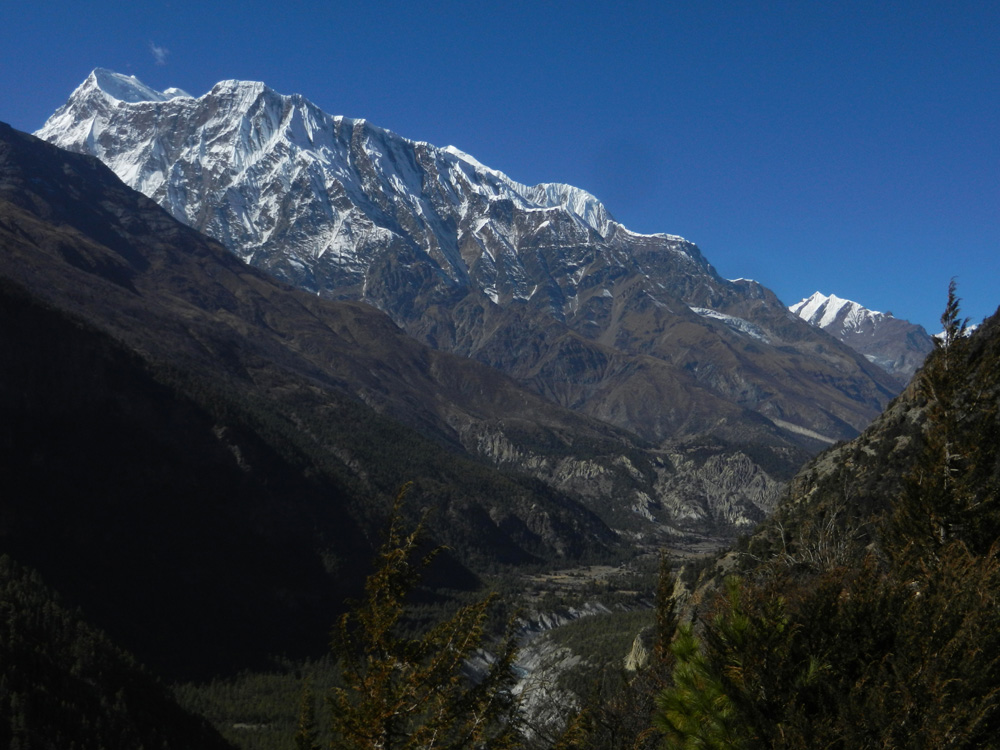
left=38, top=70, right=901, bottom=453
left=0, top=114, right=797, bottom=637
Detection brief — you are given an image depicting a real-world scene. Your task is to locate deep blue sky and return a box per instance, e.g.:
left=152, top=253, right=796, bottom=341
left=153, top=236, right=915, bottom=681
left=2, top=1, right=997, bottom=331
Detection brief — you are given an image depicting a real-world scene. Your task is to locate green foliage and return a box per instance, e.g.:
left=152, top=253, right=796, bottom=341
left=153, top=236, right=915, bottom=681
left=546, top=610, right=655, bottom=669
left=886, top=280, right=1000, bottom=566
left=656, top=557, right=1000, bottom=747
left=654, top=553, right=679, bottom=665
left=327, top=486, right=520, bottom=750
left=849, top=542, right=1000, bottom=747
left=554, top=555, right=679, bottom=750
left=294, top=677, right=320, bottom=750
left=555, top=667, right=661, bottom=750
left=173, top=660, right=344, bottom=750
left=655, top=576, right=833, bottom=749
left=655, top=623, right=745, bottom=750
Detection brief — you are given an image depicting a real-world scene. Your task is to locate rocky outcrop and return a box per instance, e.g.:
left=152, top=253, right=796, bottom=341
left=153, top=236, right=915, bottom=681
left=458, top=420, right=789, bottom=536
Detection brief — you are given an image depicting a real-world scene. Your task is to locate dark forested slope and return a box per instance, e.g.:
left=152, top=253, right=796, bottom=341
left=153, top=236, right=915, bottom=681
left=0, top=554, right=236, bottom=749
left=654, top=295, right=1000, bottom=749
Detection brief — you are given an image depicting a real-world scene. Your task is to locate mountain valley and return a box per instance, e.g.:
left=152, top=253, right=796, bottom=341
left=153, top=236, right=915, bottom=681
left=0, top=117, right=785, bottom=677
left=3, top=68, right=991, bottom=749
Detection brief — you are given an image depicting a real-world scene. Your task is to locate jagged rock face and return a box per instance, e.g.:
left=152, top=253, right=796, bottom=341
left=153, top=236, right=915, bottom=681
left=456, top=421, right=790, bottom=537
left=37, top=70, right=902, bottom=451
left=655, top=448, right=784, bottom=530
left=37, top=70, right=719, bottom=333
left=790, top=292, right=935, bottom=385
left=37, top=70, right=627, bottom=306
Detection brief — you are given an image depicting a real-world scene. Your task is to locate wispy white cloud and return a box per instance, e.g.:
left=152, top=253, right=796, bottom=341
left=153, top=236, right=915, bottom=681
left=149, top=41, right=169, bottom=66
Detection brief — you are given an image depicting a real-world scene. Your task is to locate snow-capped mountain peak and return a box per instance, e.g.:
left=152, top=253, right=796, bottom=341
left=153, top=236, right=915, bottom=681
left=790, top=291, right=885, bottom=334
left=791, top=292, right=934, bottom=383
left=31, top=69, right=906, bottom=450
left=442, top=144, right=496, bottom=174
left=36, top=69, right=700, bottom=303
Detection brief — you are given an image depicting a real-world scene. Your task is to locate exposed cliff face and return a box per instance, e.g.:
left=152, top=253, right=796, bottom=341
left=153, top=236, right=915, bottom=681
left=655, top=449, right=784, bottom=530
left=458, top=420, right=794, bottom=539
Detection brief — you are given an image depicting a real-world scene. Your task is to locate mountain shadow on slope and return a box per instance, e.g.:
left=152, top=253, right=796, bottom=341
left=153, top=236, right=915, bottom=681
left=11, top=119, right=801, bottom=557
left=0, top=122, right=653, bottom=679
left=0, top=277, right=370, bottom=680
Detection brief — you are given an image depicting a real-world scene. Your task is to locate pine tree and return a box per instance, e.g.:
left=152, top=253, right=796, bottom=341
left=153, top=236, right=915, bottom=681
left=653, top=553, right=679, bottom=666
left=294, top=677, right=320, bottom=750
left=654, top=621, right=745, bottom=750
left=886, top=280, right=999, bottom=564
left=653, top=575, right=838, bottom=749
left=327, top=486, right=520, bottom=750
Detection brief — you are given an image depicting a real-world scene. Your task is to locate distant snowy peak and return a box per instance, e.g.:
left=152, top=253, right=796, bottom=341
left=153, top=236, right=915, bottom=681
left=791, top=292, right=934, bottom=384
left=934, top=323, right=980, bottom=340
left=789, top=292, right=889, bottom=335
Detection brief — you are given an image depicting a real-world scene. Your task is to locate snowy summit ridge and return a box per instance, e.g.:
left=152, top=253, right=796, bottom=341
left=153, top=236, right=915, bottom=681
left=789, top=292, right=888, bottom=335
left=36, top=69, right=720, bottom=314
left=89, top=68, right=190, bottom=103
